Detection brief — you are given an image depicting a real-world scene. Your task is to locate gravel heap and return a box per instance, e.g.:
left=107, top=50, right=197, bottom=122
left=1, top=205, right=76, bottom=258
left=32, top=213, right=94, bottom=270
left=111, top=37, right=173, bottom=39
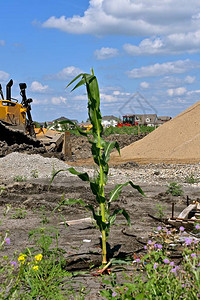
left=0, top=152, right=200, bottom=187
left=0, top=152, right=74, bottom=180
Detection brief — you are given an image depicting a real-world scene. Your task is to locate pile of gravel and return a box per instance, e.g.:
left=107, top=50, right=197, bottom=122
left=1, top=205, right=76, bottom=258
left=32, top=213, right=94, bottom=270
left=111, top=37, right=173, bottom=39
left=0, top=152, right=75, bottom=180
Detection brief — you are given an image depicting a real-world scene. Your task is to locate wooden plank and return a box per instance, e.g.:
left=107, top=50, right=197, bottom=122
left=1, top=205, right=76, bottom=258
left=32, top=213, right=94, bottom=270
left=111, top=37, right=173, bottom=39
left=178, top=204, right=197, bottom=219
left=59, top=217, right=93, bottom=225
left=62, top=131, right=72, bottom=158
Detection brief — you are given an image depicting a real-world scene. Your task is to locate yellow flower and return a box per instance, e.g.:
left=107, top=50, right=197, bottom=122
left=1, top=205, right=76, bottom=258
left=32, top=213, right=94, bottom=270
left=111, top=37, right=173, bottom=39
left=34, top=254, right=43, bottom=262
left=18, top=254, right=27, bottom=264
left=32, top=265, right=39, bottom=271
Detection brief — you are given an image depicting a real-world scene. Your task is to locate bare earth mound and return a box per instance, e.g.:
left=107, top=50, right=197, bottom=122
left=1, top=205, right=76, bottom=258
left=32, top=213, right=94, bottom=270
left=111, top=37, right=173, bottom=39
left=111, top=101, right=200, bottom=164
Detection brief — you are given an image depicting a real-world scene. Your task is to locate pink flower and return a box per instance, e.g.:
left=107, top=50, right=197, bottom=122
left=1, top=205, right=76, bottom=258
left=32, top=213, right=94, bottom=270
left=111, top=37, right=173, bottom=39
left=10, top=261, right=17, bottom=267
left=163, top=258, right=170, bottom=264
left=5, top=238, right=10, bottom=245
left=179, top=226, right=185, bottom=232
left=154, top=263, right=158, bottom=269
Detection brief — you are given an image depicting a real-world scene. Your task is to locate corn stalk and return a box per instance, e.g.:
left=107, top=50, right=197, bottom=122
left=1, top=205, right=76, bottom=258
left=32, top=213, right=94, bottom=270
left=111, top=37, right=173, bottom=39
left=50, top=70, right=145, bottom=266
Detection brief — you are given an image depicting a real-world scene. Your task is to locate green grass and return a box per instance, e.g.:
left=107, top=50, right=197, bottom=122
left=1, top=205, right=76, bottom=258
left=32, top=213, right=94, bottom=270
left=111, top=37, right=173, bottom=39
left=69, top=125, right=155, bottom=136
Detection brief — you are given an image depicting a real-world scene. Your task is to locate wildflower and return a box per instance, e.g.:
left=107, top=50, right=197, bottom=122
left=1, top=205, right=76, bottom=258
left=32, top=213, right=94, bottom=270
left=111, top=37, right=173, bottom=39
left=171, top=266, right=179, bottom=276
left=148, top=240, right=152, bottom=245
left=18, top=254, right=27, bottom=264
left=154, top=263, right=158, bottom=269
left=144, top=245, right=147, bottom=250
left=5, top=238, right=10, bottom=245
left=35, top=254, right=43, bottom=262
left=191, top=253, right=196, bottom=258
left=157, top=226, right=162, bottom=231
left=163, top=258, right=170, bottom=264
left=32, top=265, right=39, bottom=271
left=157, top=244, right=162, bottom=249
left=195, top=224, right=200, bottom=230
left=112, top=291, right=117, bottom=297
left=185, top=238, right=192, bottom=246
left=135, top=258, right=140, bottom=262
left=170, top=262, right=174, bottom=266
left=10, top=261, right=17, bottom=267
left=179, top=226, right=185, bottom=232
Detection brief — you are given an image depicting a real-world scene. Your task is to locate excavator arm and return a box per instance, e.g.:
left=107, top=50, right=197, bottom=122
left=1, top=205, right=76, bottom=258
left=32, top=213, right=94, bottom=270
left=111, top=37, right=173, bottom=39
left=19, top=83, right=36, bottom=138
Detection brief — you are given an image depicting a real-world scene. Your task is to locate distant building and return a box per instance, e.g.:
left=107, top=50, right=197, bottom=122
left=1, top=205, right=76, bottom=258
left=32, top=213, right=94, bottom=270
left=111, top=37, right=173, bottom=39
left=102, top=115, right=120, bottom=127
left=155, top=116, right=172, bottom=126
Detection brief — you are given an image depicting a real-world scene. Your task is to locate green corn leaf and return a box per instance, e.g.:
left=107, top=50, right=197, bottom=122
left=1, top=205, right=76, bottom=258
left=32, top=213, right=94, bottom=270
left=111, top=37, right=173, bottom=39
left=87, top=205, right=107, bottom=231
left=53, top=198, right=87, bottom=212
left=68, top=167, right=90, bottom=182
left=49, top=167, right=90, bottom=189
left=70, top=78, right=86, bottom=92
left=90, top=182, right=100, bottom=196
left=49, top=169, right=68, bottom=189
left=102, top=141, right=120, bottom=163
left=109, top=181, right=145, bottom=203
left=66, top=73, right=84, bottom=89
left=59, top=198, right=87, bottom=207
left=59, top=119, right=88, bottom=137
left=109, top=208, right=131, bottom=227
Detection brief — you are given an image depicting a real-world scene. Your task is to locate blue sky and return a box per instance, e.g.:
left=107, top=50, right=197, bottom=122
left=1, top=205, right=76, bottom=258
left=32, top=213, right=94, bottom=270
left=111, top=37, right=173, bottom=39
left=1, top=0, right=200, bottom=122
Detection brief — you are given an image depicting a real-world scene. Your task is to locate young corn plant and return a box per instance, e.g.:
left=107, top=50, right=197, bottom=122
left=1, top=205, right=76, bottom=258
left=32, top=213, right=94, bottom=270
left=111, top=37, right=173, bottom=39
left=50, top=70, right=144, bottom=266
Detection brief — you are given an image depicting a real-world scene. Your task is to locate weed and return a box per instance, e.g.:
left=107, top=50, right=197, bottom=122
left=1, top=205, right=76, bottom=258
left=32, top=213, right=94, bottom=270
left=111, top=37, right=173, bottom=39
left=0, top=186, right=5, bottom=195
left=13, top=175, right=27, bottom=182
left=155, top=203, right=166, bottom=219
left=31, top=169, right=39, bottom=178
left=185, top=173, right=199, bottom=184
left=101, top=226, right=200, bottom=299
left=166, top=182, right=183, bottom=196
left=12, top=208, right=27, bottom=219
left=39, top=205, right=50, bottom=224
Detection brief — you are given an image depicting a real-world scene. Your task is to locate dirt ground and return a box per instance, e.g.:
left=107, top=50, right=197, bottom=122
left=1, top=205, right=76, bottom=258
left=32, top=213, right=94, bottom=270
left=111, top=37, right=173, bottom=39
left=0, top=134, right=200, bottom=299
left=0, top=174, right=199, bottom=299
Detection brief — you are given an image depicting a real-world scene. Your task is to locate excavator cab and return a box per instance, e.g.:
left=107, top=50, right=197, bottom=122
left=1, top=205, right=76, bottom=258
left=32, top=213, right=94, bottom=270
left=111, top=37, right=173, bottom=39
left=0, top=80, right=27, bottom=132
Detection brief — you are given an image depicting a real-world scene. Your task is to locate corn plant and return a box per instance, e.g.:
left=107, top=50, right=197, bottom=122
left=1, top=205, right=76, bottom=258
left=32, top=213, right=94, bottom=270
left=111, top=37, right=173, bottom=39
left=50, top=70, right=144, bottom=266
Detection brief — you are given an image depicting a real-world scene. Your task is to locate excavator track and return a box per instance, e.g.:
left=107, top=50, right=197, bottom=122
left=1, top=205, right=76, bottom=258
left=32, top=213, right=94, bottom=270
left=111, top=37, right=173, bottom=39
left=0, top=121, right=47, bottom=157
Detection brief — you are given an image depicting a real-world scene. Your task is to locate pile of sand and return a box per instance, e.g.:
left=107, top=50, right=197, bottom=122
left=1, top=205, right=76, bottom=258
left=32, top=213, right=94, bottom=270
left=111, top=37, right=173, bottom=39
left=111, top=101, right=200, bottom=164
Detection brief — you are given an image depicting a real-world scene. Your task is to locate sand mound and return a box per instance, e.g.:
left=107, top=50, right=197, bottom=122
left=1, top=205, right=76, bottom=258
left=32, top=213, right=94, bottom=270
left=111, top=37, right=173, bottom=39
left=111, top=101, right=200, bottom=164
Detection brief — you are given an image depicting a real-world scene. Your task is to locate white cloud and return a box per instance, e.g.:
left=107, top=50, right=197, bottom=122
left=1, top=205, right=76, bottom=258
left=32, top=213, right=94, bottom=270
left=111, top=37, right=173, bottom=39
left=48, top=66, right=83, bottom=80
left=0, top=40, right=5, bottom=46
left=0, top=70, right=10, bottom=81
left=124, top=31, right=200, bottom=55
left=100, top=93, right=117, bottom=103
left=167, top=87, right=187, bottom=96
left=187, top=89, right=200, bottom=95
left=140, top=81, right=149, bottom=89
left=32, top=98, right=49, bottom=105
left=94, top=47, right=119, bottom=59
left=51, top=96, right=67, bottom=105
left=112, top=90, right=130, bottom=96
left=30, top=81, right=49, bottom=93
left=184, top=75, right=196, bottom=84
left=42, top=0, right=200, bottom=37
left=126, top=59, right=199, bottom=78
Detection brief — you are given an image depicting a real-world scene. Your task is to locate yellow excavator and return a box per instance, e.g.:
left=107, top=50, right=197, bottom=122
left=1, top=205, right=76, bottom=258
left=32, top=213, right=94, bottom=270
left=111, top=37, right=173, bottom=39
left=0, top=79, right=36, bottom=136
left=0, top=80, right=64, bottom=153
